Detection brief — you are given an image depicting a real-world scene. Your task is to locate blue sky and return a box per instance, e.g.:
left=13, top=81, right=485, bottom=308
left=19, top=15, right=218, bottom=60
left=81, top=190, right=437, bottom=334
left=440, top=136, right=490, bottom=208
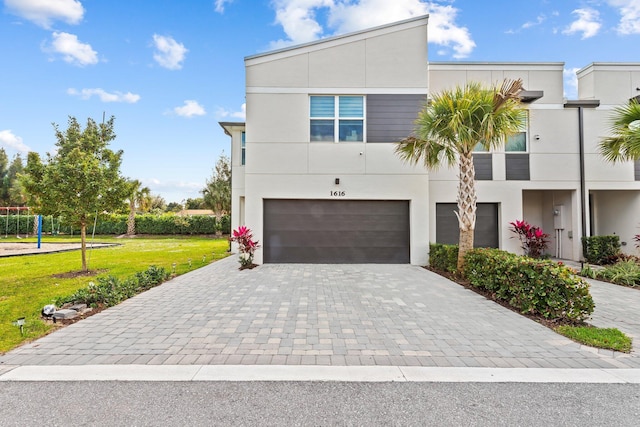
left=1, top=0, right=639, bottom=203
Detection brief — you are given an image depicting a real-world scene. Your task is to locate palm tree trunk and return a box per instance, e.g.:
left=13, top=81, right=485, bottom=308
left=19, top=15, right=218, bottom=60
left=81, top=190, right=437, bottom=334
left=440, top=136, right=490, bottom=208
left=456, top=152, right=477, bottom=271
left=127, top=199, right=135, bottom=235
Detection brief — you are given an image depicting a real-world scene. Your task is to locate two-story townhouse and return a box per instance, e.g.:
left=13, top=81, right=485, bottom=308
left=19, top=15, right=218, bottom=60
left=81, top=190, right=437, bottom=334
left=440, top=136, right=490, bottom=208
left=222, top=15, right=640, bottom=265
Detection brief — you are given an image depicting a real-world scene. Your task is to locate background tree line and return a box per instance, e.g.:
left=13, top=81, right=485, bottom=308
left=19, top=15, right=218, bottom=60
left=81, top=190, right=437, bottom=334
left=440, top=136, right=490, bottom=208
left=0, top=148, right=26, bottom=207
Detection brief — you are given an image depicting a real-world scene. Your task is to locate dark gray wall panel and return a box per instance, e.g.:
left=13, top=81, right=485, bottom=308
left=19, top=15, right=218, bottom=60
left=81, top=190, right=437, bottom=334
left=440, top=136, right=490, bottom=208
left=435, top=203, right=499, bottom=248
left=264, top=199, right=410, bottom=263
left=635, top=160, right=640, bottom=181
left=367, top=94, right=426, bottom=143
left=506, top=154, right=530, bottom=180
left=473, top=154, right=493, bottom=180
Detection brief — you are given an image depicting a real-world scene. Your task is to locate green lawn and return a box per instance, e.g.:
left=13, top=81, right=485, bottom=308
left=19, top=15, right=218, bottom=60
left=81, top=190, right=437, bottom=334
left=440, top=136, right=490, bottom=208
left=0, top=235, right=230, bottom=353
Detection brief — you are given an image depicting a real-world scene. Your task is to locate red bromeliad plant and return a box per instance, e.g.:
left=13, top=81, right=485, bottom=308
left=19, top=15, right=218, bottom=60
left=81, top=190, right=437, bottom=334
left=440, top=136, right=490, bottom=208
left=509, top=220, right=550, bottom=259
left=229, top=226, right=260, bottom=268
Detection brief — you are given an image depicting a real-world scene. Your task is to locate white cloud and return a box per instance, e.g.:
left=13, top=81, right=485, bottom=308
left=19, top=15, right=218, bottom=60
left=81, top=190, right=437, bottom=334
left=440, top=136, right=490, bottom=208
left=67, top=88, right=141, bottom=103
left=563, top=8, right=602, bottom=39
left=521, top=14, right=546, bottom=29
left=563, top=67, right=580, bottom=99
left=423, top=2, right=475, bottom=58
left=269, top=0, right=474, bottom=58
left=607, top=0, right=640, bottom=35
left=4, top=0, right=84, bottom=29
left=214, top=0, right=234, bottom=13
left=143, top=178, right=202, bottom=203
left=174, top=100, right=206, bottom=117
left=216, top=103, right=246, bottom=120
left=47, top=32, right=98, bottom=66
left=0, top=130, right=31, bottom=153
left=152, top=34, right=188, bottom=70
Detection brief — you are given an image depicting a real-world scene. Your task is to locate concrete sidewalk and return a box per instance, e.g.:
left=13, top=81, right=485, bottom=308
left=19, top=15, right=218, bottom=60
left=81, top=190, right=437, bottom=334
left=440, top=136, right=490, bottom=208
left=1, top=256, right=639, bottom=378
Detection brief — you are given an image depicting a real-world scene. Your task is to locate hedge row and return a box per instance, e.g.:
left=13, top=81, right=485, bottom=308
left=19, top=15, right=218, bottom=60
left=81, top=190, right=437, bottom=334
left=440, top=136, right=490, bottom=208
left=429, top=243, right=458, bottom=273
left=462, top=248, right=594, bottom=321
left=428, top=243, right=594, bottom=321
left=0, top=214, right=231, bottom=236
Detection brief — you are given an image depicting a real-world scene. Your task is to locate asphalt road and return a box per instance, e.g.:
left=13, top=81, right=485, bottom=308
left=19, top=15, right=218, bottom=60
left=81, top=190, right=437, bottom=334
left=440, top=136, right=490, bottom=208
left=1, top=382, right=639, bottom=426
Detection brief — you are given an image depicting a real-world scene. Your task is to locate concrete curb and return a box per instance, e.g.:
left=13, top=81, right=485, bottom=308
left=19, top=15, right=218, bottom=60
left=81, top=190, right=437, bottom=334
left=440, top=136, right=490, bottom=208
left=1, top=365, right=639, bottom=383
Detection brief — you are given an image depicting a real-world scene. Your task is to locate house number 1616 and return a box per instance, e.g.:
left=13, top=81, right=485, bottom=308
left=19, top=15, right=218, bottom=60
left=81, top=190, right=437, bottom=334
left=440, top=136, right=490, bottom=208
left=330, top=191, right=346, bottom=197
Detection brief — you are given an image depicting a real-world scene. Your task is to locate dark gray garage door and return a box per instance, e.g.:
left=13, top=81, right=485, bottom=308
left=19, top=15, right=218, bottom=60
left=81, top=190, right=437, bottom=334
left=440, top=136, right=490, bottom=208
left=264, top=199, right=410, bottom=263
left=435, top=203, right=499, bottom=248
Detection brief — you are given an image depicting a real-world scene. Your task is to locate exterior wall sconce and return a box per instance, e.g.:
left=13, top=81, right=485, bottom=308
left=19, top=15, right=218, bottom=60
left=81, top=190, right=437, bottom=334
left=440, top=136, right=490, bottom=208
left=335, top=178, right=340, bottom=185
left=534, top=135, right=540, bottom=140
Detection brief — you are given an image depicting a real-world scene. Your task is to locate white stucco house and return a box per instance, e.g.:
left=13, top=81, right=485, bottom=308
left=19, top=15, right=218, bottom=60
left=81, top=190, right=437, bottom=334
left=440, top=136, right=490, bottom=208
left=221, top=15, right=640, bottom=265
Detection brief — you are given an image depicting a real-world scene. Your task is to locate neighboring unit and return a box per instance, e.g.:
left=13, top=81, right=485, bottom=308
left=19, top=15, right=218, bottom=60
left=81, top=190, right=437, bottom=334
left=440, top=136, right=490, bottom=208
left=221, top=15, right=640, bottom=265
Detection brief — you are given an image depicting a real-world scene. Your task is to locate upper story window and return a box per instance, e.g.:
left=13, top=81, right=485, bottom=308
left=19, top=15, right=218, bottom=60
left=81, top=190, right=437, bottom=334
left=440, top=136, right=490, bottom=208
left=472, top=112, right=528, bottom=153
left=505, top=112, right=528, bottom=152
left=241, top=131, right=246, bottom=165
left=505, top=132, right=526, bottom=152
left=310, top=95, right=364, bottom=142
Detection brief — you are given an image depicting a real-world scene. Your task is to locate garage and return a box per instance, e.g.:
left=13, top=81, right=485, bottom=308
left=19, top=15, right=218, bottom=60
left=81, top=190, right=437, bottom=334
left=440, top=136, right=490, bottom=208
left=263, top=199, right=410, bottom=263
left=435, top=203, right=499, bottom=248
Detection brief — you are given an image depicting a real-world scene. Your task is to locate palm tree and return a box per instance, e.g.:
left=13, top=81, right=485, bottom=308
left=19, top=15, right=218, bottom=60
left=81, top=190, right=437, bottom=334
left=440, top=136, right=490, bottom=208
left=599, top=99, right=640, bottom=162
left=396, top=79, right=526, bottom=270
left=126, top=179, right=151, bottom=236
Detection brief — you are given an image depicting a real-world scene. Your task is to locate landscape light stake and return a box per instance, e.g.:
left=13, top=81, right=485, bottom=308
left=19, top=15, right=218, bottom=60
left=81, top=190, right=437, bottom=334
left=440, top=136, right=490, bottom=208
left=172, top=263, right=176, bottom=274
left=13, top=317, right=25, bottom=335
left=202, top=255, right=206, bottom=263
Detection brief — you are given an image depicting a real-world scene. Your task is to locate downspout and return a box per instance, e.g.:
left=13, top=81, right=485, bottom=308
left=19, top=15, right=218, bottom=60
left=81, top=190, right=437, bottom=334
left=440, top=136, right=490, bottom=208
left=563, top=100, right=600, bottom=255
left=577, top=106, right=587, bottom=240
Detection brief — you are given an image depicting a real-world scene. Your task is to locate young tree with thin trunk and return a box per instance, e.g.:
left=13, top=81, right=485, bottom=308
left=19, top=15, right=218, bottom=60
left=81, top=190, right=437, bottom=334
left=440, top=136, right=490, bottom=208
left=21, top=116, right=129, bottom=271
left=201, top=153, right=231, bottom=218
left=396, top=79, right=526, bottom=271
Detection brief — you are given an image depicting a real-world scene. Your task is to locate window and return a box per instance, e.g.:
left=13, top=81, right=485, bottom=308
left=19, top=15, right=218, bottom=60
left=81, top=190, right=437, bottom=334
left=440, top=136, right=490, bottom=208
left=473, top=142, right=489, bottom=152
left=241, top=131, right=246, bottom=165
left=310, top=95, right=364, bottom=142
left=472, top=113, right=528, bottom=153
left=505, top=112, right=528, bottom=152
left=505, top=132, right=526, bottom=152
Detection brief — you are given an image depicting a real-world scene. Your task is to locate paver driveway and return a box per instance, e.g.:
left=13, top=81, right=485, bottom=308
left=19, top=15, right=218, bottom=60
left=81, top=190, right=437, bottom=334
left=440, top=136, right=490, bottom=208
left=1, top=256, right=638, bottom=368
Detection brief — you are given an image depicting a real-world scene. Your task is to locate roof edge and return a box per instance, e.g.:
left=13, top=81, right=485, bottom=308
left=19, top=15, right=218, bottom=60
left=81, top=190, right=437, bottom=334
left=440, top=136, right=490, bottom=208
left=219, top=121, right=245, bottom=137
left=245, top=14, right=428, bottom=62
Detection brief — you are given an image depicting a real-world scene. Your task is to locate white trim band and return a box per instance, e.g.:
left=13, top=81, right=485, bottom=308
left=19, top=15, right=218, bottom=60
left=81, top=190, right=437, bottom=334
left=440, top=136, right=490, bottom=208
left=1, top=365, right=639, bottom=383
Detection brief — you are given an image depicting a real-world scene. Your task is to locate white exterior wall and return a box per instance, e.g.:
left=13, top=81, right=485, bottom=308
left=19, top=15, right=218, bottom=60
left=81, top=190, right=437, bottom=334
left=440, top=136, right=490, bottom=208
left=225, top=18, right=640, bottom=264
left=425, top=62, right=640, bottom=261
left=243, top=16, right=430, bottom=264
left=427, top=62, right=584, bottom=259
left=578, top=64, right=640, bottom=256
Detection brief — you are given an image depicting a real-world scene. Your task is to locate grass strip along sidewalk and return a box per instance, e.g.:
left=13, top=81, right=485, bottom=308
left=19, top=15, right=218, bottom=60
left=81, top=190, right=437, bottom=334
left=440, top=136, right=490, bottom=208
left=0, top=235, right=230, bottom=353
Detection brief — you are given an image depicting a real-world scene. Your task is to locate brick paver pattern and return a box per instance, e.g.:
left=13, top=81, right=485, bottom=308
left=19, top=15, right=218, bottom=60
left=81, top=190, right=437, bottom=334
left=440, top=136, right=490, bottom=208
left=1, top=256, right=638, bottom=368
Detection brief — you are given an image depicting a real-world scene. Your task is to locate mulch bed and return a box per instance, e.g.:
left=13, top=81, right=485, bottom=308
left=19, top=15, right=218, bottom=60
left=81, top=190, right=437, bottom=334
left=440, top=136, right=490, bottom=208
left=51, top=269, right=108, bottom=279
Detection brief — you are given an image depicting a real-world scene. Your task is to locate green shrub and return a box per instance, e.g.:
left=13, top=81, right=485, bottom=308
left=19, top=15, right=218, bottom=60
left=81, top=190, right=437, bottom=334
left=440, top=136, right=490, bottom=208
left=598, top=260, right=640, bottom=287
left=581, top=235, right=621, bottom=265
left=463, top=248, right=594, bottom=321
left=56, top=265, right=170, bottom=308
left=429, top=243, right=458, bottom=273
left=580, top=264, right=597, bottom=279
left=218, top=215, right=231, bottom=235
left=5, top=213, right=231, bottom=236
left=0, top=214, right=38, bottom=235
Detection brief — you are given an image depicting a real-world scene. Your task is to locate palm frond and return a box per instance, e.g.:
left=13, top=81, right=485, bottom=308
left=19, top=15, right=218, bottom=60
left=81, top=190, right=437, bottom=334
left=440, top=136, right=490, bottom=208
left=599, top=99, right=640, bottom=162
left=493, top=79, right=524, bottom=111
